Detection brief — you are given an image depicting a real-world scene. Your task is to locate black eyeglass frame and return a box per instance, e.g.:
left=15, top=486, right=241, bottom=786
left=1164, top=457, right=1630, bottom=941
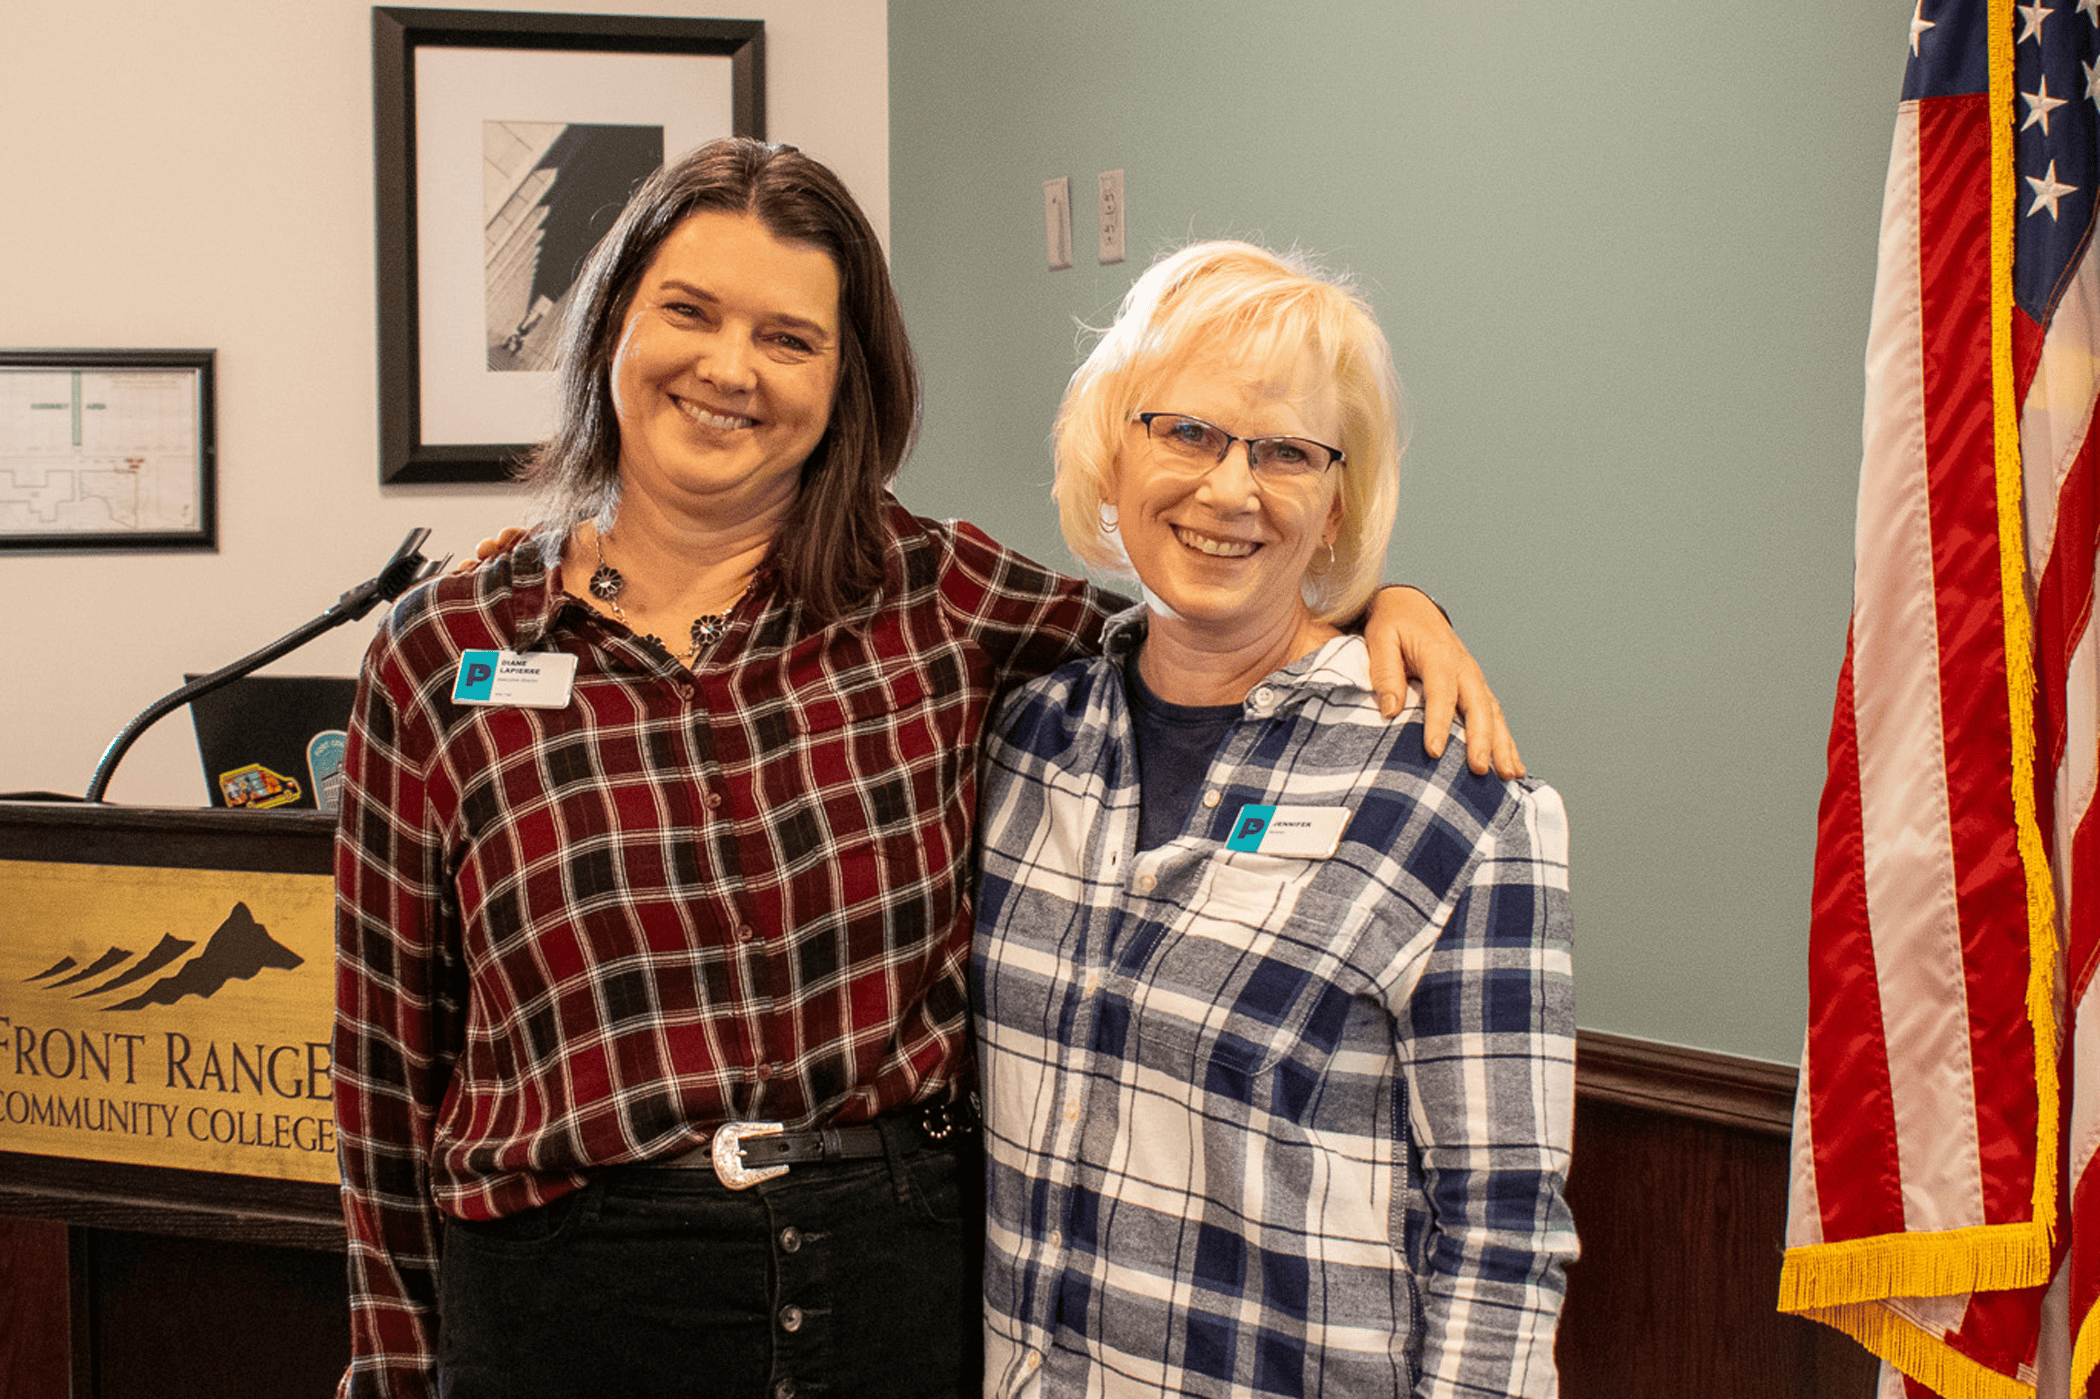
left=1134, top=411, right=1347, bottom=475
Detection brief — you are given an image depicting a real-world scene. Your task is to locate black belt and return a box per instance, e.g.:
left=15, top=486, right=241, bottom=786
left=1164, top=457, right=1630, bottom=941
left=653, top=1098, right=977, bottom=1189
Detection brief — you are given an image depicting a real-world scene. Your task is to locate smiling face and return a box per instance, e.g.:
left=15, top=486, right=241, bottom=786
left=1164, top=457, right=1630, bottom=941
left=609, top=209, right=843, bottom=524
left=1112, top=348, right=1345, bottom=654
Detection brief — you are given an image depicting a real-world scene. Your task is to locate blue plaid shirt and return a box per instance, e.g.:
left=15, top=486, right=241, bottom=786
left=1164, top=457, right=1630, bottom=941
left=973, top=612, right=1576, bottom=1398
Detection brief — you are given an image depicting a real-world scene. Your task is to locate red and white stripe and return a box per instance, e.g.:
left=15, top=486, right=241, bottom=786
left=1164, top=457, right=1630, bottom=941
left=1782, top=78, right=2054, bottom=1396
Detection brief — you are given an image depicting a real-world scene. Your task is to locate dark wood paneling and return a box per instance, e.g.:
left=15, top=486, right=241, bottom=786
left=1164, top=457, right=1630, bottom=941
left=1559, top=1096, right=1877, bottom=1398
left=81, top=1230, right=348, bottom=1399
left=0, top=1216, right=69, bottom=1399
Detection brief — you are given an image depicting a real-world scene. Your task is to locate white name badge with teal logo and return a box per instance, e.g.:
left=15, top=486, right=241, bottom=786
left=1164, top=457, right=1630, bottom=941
left=453, top=650, right=578, bottom=708
left=1225, top=804, right=1351, bottom=858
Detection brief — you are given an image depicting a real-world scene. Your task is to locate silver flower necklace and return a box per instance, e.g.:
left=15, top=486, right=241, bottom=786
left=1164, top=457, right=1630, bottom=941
left=588, top=531, right=749, bottom=666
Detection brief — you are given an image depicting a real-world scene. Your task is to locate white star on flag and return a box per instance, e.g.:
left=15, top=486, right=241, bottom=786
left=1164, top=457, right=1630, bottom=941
left=2020, top=0, right=2057, bottom=42
left=2026, top=76, right=2071, bottom=131
left=2027, top=159, right=2078, bottom=217
left=1912, top=2, right=1936, bottom=53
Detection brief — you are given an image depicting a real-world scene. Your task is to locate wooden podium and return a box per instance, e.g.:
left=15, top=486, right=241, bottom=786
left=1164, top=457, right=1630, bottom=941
left=0, top=802, right=348, bottom=1399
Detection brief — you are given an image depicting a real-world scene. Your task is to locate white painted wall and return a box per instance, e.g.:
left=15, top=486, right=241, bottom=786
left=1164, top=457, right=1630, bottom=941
left=0, top=0, right=888, bottom=805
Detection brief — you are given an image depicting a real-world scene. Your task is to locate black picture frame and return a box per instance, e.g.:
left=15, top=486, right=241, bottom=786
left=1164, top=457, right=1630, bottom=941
left=0, top=348, right=217, bottom=552
left=373, top=7, right=765, bottom=484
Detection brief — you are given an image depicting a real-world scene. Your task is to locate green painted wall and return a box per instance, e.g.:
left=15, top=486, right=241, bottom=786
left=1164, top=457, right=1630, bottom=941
left=886, top=2, right=1912, bottom=1064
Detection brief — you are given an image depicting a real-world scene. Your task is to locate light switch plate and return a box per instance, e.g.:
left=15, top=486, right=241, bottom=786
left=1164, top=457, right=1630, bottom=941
left=1098, top=170, right=1125, bottom=265
left=1044, top=177, right=1073, bottom=271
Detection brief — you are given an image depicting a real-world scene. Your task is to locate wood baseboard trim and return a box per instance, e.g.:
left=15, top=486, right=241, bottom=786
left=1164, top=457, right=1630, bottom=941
left=1575, top=1029, right=1799, bottom=1137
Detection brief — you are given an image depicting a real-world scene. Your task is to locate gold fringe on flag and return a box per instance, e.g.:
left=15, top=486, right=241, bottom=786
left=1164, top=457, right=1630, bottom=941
left=1777, top=1223, right=2052, bottom=1313
left=1798, top=1301, right=2036, bottom=1399
left=2074, top=1304, right=2100, bottom=1399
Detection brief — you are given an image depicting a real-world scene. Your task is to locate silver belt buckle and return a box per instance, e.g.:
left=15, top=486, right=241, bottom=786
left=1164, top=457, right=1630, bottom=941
left=712, top=1121, right=787, bottom=1189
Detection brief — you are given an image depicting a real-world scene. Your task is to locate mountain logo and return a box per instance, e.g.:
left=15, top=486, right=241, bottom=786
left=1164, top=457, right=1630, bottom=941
left=23, top=902, right=305, bottom=1011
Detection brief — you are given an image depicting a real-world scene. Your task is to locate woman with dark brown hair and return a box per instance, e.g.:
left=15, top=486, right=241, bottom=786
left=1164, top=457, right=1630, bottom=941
left=332, top=137, right=1513, bottom=1399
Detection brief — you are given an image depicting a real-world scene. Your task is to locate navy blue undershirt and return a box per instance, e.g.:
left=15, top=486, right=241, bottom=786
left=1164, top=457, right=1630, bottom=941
left=1124, top=647, right=1242, bottom=851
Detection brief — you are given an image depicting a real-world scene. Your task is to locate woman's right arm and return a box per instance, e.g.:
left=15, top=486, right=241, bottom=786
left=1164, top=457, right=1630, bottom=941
left=928, top=516, right=1129, bottom=692
left=333, top=662, right=455, bottom=1399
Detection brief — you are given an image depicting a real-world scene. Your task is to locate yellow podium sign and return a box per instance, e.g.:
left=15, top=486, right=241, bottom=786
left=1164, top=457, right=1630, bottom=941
left=0, top=857, right=339, bottom=1183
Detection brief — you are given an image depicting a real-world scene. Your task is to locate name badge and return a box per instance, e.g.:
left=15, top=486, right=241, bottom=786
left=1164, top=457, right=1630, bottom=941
left=1226, top=804, right=1350, bottom=858
left=452, top=649, right=578, bottom=708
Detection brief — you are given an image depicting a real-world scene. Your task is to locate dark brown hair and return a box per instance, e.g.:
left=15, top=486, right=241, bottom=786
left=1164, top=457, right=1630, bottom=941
left=521, top=138, right=920, bottom=623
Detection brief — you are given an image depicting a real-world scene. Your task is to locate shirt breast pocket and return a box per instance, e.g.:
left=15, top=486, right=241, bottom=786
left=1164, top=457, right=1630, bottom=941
left=1125, top=856, right=1361, bottom=1108
left=772, top=659, right=928, bottom=865
left=774, top=665, right=969, bottom=928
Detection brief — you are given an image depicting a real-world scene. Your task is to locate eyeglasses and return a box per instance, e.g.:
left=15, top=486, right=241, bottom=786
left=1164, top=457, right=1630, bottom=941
left=1134, top=412, right=1345, bottom=482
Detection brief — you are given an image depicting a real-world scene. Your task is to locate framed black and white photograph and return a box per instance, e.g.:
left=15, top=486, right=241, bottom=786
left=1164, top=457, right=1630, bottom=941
left=373, top=8, right=764, bottom=484
left=0, top=348, right=216, bottom=552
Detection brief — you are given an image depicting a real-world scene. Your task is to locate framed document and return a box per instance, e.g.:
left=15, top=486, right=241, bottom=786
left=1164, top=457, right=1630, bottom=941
left=373, top=8, right=765, bottom=484
left=0, top=348, right=216, bottom=552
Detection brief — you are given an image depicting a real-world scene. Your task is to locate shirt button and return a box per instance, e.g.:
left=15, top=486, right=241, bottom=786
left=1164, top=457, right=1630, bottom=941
left=1064, top=1102, right=1080, bottom=1122
left=1252, top=686, right=1278, bottom=710
left=705, top=790, right=723, bottom=811
left=779, top=1304, right=804, bottom=1333
left=778, top=1226, right=803, bottom=1253
left=1049, top=1230, right=1062, bottom=1248
left=755, top=1063, right=774, bottom=1082
left=1136, top=873, right=1157, bottom=894
left=774, top=1381, right=797, bottom=1399
left=1202, top=790, right=1220, bottom=808
left=677, top=683, right=694, bottom=702
left=735, top=923, right=755, bottom=943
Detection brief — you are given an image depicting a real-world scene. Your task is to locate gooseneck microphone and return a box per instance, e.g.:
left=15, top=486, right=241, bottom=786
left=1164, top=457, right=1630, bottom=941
left=84, top=528, right=444, bottom=804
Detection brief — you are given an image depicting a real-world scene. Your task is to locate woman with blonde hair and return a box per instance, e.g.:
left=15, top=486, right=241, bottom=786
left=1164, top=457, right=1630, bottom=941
left=975, top=241, right=1576, bottom=1397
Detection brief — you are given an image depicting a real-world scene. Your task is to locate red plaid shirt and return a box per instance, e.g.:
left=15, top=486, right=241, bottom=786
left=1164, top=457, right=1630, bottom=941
left=332, top=499, right=1117, bottom=1396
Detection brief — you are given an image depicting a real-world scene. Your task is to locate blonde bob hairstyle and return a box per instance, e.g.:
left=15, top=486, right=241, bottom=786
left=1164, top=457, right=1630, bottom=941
left=1053, top=240, right=1403, bottom=623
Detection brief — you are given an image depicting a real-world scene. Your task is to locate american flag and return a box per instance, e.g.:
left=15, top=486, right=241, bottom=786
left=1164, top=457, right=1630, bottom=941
left=1780, top=0, right=2100, bottom=1394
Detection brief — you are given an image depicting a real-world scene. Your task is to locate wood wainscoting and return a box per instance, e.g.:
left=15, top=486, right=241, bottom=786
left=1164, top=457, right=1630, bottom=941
left=0, top=1030, right=1879, bottom=1397
left=1561, top=1031, right=1878, bottom=1397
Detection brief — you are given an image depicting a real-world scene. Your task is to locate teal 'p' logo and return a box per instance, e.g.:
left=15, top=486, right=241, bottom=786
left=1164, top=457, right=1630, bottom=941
left=454, top=650, right=499, bottom=702
left=1227, top=805, right=1276, bottom=852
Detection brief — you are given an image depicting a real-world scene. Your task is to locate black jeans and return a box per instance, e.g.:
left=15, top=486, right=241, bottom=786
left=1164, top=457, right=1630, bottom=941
left=436, top=1122, right=979, bottom=1399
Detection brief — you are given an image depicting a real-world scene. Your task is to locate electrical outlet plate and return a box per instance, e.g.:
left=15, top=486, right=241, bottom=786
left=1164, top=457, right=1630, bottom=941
left=1098, top=170, right=1125, bottom=265
left=1044, top=177, right=1073, bottom=271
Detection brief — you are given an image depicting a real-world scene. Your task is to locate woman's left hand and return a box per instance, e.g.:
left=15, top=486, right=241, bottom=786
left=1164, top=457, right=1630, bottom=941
left=452, top=526, right=528, bottom=575
left=1362, top=586, right=1523, bottom=779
